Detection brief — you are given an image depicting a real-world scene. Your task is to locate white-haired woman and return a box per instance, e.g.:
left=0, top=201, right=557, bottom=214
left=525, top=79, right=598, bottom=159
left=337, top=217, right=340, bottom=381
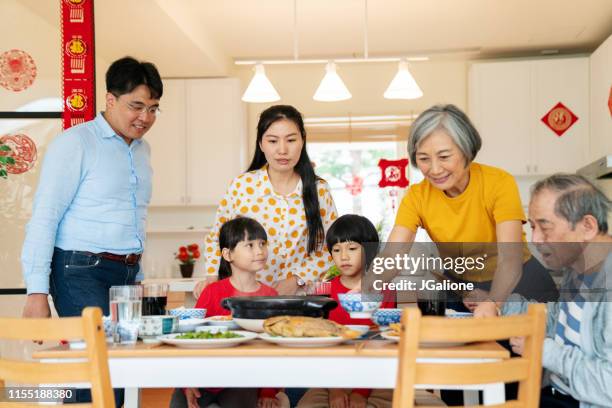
left=387, top=104, right=557, bottom=317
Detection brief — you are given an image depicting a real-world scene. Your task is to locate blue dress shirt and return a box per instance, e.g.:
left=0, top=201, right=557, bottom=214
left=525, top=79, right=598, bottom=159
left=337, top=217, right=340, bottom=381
left=22, top=113, right=152, bottom=294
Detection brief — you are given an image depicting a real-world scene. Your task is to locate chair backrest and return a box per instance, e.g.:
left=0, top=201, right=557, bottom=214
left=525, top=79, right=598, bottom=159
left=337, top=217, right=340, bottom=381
left=0, top=307, right=115, bottom=408
left=393, top=304, right=546, bottom=408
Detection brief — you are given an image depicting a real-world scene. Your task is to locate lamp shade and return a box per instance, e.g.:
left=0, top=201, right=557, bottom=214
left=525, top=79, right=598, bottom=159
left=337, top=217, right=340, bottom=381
left=313, top=62, right=352, bottom=102
left=241, top=63, right=281, bottom=103
left=383, top=61, right=423, bottom=100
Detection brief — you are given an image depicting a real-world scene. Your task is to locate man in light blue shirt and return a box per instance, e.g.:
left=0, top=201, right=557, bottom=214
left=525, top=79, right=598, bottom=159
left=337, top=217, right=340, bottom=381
left=22, top=56, right=162, bottom=323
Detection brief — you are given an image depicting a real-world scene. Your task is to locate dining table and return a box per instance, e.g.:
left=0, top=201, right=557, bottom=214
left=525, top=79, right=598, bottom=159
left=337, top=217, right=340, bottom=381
left=34, top=337, right=510, bottom=407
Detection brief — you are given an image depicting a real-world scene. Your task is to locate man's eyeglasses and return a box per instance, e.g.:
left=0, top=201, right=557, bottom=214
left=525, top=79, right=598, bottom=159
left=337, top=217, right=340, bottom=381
left=124, top=101, right=162, bottom=117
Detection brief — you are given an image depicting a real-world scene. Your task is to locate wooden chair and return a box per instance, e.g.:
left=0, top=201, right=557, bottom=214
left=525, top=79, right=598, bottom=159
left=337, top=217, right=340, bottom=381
left=0, top=307, right=115, bottom=408
left=392, top=304, right=546, bottom=408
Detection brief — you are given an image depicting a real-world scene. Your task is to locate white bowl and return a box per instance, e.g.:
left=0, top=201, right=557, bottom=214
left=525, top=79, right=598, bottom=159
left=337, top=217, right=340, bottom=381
left=195, top=325, right=228, bottom=334
left=177, top=318, right=207, bottom=332
left=233, top=318, right=266, bottom=332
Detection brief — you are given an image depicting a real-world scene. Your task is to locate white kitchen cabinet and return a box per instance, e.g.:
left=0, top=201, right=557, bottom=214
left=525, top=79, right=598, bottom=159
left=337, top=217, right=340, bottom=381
left=469, top=61, right=532, bottom=175
left=185, top=79, right=247, bottom=206
left=532, top=58, right=589, bottom=174
left=147, top=78, right=247, bottom=206
left=147, top=79, right=187, bottom=206
left=469, top=57, right=589, bottom=176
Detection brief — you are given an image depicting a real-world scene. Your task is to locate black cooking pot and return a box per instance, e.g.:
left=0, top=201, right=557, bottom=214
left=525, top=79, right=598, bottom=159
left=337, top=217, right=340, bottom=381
left=221, top=296, right=337, bottom=319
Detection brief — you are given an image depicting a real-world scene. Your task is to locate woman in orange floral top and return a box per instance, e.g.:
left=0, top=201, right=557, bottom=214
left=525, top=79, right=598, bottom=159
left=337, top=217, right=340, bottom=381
left=198, top=105, right=338, bottom=296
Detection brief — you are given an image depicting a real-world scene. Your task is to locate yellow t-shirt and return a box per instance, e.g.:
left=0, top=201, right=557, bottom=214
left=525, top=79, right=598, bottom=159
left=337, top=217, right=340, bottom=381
left=394, top=162, right=530, bottom=282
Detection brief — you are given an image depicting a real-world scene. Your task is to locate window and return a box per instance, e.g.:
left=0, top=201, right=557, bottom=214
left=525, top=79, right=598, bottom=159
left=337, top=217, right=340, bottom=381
left=309, top=141, right=403, bottom=239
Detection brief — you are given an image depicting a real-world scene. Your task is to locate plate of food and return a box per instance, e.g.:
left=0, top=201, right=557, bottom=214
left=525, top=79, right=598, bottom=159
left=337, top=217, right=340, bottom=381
left=258, top=316, right=360, bottom=347
left=159, top=330, right=257, bottom=349
left=382, top=323, right=465, bottom=347
left=204, top=315, right=240, bottom=329
left=259, top=332, right=349, bottom=347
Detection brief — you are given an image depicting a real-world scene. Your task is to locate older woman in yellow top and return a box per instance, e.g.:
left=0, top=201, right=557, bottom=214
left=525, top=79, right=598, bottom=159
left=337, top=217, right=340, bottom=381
left=388, top=104, right=556, bottom=317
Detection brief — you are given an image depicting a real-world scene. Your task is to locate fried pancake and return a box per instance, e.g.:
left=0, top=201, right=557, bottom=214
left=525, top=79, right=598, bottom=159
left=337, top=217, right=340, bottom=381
left=263, top=316, right=360, bottom=339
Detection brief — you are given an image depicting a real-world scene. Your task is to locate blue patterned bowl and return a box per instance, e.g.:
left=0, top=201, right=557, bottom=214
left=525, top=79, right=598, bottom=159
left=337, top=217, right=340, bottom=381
left=338, top=293, right=382, bottom=318
left=371, top=308, right=403, bottom=328
left=168, top=308, right=206, bottom=320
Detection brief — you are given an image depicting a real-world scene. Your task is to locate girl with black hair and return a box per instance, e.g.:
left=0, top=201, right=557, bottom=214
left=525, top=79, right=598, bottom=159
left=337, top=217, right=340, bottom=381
left=324, top=214, right=395, bottom=325
left=195, top=217, right=277, bottom=314
left=200, top=105, right=337, bottom=296
left=297, top=214, right=395, bottom=408
left=172, top=217, right=283, bottom=408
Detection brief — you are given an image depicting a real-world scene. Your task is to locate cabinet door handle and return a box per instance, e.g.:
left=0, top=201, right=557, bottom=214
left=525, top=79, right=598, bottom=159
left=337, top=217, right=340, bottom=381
left=526, top=165, right=530, bottom=173
left=186, top=196, right=191, bottom=204
left=534, top=165, right=538, bottom=173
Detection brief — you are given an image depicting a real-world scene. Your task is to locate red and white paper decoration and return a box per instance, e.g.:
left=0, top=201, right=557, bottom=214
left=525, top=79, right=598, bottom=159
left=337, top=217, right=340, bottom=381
left=346, top=175, right=364, bottom=196
left=61, top=0, right=95, bottom=130
left=378, top=158, right=409, bottom=188
left=0, top=49, right=37, bottom=92
left=0, top=134, right=37, bottom=174
left=540, top=102, right=578, bottom=137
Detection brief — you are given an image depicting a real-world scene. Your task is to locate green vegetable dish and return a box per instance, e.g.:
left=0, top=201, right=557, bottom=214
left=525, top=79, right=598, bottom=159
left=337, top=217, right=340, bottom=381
left=176, top=331, right=243, bottom=340
left=322, top=265, right=340, bottom=281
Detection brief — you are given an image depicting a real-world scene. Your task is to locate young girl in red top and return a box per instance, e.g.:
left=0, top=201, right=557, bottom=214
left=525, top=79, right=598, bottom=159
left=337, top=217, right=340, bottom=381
left=170, top=217, right=283, bottom=408
left=194, top=217, right=277, bottom=314
left=297, top=214, right=395, bottom=408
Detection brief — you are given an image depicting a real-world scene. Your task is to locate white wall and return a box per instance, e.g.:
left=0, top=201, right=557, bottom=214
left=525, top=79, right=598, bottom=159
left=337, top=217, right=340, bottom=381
left=0, top=2, right=64, bottom=290
left=589, top=34, right=612, bottom=162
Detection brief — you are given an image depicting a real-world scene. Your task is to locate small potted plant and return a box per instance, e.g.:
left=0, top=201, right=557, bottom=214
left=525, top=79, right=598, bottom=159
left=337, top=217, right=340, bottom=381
left=175, top=244, right=200, bottom=278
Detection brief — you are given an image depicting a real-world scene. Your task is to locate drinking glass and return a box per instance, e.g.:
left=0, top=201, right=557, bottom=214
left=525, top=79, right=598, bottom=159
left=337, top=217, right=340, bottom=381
left=142, top=283, right=169, bottom=316
left=417, top=287, right=446, bottom=316
left=417, top=298, right=446, bottom=316
left=305, top=281, right=332, bottom=297
left=109, top=285, right=143, bottom=344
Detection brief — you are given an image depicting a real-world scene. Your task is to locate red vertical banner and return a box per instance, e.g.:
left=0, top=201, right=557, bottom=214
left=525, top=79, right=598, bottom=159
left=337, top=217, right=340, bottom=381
left=61, top=0, right=95, bottom=130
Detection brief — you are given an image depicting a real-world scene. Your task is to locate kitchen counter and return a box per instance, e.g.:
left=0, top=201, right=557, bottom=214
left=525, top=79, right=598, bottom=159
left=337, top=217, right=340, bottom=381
left=142, top=278, right=200, bottom=292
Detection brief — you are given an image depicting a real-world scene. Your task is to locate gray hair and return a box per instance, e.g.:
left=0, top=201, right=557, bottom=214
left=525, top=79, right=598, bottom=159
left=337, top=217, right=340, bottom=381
left=531, top=173, right=611, bottom=234
left=408, top=104, right=482, bottom=165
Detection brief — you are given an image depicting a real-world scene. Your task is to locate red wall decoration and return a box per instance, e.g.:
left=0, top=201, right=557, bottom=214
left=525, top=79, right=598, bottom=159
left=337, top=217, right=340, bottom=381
left=0, top=134, right=37, bottom=174
left=61, top=0, right=95, bottom=130
left=0, top=49, right=37, bottom=92
left=540, top=102, right=578, bottom=137
left=378, top=158, right=409, bottom=188
left=608, top=85, right=612, bottom=118
left=346, top=174, right=364, bottom=196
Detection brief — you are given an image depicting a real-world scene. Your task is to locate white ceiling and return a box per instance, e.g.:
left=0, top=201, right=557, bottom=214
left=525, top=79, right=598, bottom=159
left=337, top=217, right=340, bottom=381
left=192, top=0, right=612, bottom=58
left=18, top=0, right=612, bottom=76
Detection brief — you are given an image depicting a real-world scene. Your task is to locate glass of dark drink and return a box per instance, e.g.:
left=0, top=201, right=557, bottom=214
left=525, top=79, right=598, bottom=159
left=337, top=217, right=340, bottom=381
left=142, top=283, right=169, bottom=316
left=417, top=298, right=446, bottom=316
